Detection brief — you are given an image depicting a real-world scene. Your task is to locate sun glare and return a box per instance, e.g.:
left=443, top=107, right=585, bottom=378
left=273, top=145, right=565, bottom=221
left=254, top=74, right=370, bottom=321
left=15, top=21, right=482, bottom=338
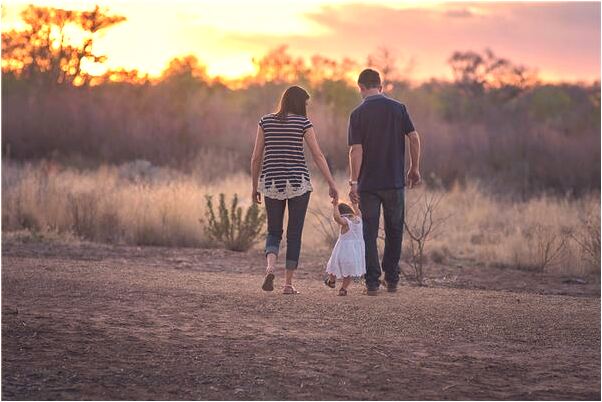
left=2, top=0, right=599, bottom=83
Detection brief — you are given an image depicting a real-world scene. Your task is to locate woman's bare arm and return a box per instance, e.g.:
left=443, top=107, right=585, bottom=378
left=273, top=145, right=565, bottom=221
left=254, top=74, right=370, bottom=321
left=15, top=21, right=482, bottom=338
left=250, top=125, right=265, bottom=203
left=304, top=127, right=338, bottom=202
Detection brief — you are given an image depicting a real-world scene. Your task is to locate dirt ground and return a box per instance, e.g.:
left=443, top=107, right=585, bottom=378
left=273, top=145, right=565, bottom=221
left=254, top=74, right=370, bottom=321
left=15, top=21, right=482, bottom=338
left=2, top=239, right=600, bottom=400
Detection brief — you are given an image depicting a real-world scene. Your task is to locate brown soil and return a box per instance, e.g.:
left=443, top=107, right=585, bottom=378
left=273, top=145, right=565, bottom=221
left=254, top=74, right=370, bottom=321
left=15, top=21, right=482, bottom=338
left=2, top=239, right=600, bottom=400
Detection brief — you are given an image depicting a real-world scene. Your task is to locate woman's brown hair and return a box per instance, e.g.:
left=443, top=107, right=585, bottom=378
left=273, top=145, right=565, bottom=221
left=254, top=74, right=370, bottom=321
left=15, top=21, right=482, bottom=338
left=275, top=86, right=310, bottom=120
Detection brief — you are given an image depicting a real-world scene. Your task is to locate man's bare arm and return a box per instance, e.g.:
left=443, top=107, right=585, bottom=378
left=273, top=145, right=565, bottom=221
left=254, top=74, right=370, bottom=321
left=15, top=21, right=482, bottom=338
left=349, top=144, right=363, bottom=182
left=407, top=131, right=421, bottom=188
left=348, top=144, right=363, bottom=203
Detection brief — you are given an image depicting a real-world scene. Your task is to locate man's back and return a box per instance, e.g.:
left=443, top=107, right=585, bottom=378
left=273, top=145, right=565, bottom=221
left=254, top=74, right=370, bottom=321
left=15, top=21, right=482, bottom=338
left=348, top=94, right=415, bottom=191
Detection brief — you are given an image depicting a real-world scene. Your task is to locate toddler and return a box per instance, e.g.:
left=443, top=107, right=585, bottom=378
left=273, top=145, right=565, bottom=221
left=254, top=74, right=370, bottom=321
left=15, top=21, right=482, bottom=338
left=324, top=200, right=366, bottom=296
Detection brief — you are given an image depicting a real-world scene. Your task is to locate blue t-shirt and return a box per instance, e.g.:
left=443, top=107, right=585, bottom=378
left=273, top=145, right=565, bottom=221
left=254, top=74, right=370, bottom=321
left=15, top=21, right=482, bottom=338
left=348, top=94, right=415, bottom=191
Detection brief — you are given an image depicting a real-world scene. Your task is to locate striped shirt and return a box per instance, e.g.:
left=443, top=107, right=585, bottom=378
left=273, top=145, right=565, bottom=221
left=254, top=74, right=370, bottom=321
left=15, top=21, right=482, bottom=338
left=258, top=113, right=313, bottom=200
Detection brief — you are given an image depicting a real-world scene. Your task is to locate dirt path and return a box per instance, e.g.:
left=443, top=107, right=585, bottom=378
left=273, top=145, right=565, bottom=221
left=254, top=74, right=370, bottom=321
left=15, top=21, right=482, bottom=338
left=2, top=241, right=600, bottom=400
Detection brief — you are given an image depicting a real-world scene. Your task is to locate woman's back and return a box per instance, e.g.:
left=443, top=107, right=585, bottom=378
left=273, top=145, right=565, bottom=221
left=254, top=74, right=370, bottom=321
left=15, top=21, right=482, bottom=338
left=259, top=113, right=313, bottom=200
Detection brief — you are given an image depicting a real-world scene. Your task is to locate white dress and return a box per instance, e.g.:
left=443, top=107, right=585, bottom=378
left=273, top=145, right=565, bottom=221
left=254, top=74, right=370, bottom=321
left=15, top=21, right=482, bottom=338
left=326, top=216, right=366, bottom=279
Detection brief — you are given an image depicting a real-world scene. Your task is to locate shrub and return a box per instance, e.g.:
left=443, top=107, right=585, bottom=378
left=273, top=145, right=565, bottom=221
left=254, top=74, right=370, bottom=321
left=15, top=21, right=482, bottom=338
left=202, top=193, right=265, bottom=251
left=571, top=209, right=601, bottom=272
left=403, top=192, right=448, bottom=285
left=531, top=224, right=567, bottom=272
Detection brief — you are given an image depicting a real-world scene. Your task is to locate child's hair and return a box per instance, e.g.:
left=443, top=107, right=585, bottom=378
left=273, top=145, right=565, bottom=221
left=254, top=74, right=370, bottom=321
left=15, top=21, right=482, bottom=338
left=338, top=202, right=354, bottom=216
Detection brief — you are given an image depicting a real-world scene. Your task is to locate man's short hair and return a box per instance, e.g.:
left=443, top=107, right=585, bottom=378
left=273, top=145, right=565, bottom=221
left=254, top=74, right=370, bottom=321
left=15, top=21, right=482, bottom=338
left=358, top=68, right=381, bottom=89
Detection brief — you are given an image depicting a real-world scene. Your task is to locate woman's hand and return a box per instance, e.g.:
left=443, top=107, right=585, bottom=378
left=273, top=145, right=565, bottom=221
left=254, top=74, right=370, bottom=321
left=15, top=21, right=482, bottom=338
left=329, top=183, right=339, bottom=204
left=252, top=188, right=262, bottom=204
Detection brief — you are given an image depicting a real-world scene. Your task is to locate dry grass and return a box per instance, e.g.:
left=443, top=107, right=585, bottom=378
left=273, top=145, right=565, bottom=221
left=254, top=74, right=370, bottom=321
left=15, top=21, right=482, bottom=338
left=2, top=160, right=599, bottom=276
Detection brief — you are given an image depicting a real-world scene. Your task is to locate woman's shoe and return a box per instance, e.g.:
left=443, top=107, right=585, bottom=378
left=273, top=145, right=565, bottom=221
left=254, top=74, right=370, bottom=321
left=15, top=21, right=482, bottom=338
left=283, top=284, right=299, bottom=294
left=262, top=271, right=275, bottom=291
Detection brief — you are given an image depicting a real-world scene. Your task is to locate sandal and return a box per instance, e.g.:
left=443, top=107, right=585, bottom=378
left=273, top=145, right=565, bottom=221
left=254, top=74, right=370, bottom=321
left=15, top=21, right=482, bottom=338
left=283, top=285, right=299, bottom=295
left=262, top=269, right=275, bottom=292
left=338, top=288, right=348, bottom=296
left=324, top=277, right=336, bottom=288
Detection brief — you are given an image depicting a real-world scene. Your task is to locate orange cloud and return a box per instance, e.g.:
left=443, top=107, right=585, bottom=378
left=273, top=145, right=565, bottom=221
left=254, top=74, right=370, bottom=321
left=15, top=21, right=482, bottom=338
left=228, top=2, right=601, bottom=82
left=3, top=1, right=599, bottom=82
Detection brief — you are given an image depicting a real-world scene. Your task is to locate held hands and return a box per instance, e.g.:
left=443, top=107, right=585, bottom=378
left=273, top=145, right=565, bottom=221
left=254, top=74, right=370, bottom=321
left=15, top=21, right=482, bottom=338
left=407, top=167, right=422, bottom=189
left=329, top=183, right=339, bottom=204
left=349, top=183, right=359, bottom=204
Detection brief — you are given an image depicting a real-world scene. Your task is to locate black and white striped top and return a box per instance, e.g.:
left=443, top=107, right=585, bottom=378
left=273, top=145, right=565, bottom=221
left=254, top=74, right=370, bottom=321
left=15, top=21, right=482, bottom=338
left=258, top=113, right=313, bottom=200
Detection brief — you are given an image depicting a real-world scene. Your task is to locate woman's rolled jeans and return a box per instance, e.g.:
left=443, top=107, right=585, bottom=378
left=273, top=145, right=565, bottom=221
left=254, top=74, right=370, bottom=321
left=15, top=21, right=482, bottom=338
left=264, top=192, right=311, bottom=270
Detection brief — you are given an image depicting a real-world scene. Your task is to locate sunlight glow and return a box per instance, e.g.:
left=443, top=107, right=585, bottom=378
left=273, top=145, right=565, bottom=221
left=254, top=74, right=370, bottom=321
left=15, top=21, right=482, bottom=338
left=2, top=0, right=599, bottom=83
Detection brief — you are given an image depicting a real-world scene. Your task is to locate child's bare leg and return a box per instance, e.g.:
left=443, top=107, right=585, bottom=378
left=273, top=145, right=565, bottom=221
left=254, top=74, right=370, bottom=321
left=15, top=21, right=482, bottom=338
left=341, top=276, right=352, bottom=290
left=328, top=273, right=336, bottom=282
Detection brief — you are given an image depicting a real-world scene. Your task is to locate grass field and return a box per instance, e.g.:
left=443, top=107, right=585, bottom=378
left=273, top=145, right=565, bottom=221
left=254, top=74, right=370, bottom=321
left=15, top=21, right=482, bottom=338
left=2, top=160, right=599, bottom=278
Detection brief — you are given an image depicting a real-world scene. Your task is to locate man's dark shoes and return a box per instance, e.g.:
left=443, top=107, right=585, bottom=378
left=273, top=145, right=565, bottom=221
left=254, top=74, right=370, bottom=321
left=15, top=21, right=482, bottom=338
left=364, top=286, right=379, bottom=296
left=382, top=280, right=398, bottom=293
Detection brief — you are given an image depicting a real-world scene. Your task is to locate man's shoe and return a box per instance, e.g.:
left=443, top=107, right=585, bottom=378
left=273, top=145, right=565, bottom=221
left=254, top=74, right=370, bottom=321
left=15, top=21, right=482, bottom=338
left=382, top=280, right=398, bottom=293
left=364, top=286, right=379, bottom=296
left=387, top=283, right=397, bottom=293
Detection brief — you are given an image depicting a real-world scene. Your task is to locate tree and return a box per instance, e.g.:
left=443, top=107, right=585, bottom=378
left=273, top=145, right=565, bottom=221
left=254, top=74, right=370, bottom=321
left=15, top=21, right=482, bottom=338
left=162, top=55, right=207, bottom=83
left=308, top=55, right=357, bottom=84
left=448, top=48, right=537, bottom=99
left=367, top=47, right=413, bottom=91
left=1, top=5, right=125, bottom=86
left=251, top=45, right=308, bottom=84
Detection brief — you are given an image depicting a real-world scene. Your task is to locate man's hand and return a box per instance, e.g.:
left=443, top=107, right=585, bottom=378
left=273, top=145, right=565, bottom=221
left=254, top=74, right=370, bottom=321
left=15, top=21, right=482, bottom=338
left=349, top=183, right=359, bottom=204
left=406, top=168, right=421, bottom=189
left=252, top=188, right=262, bottom=204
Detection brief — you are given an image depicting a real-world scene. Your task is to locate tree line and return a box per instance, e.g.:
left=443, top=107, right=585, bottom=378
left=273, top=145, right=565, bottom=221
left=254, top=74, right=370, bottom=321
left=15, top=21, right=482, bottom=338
left=2, top=5, right=600, bottom=197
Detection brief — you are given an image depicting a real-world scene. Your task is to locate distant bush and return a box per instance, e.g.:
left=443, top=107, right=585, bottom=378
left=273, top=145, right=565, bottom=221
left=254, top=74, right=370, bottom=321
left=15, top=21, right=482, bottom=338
left=202, top=193, right=265, bottom=251
left=2, top=55, right=600, bottom=197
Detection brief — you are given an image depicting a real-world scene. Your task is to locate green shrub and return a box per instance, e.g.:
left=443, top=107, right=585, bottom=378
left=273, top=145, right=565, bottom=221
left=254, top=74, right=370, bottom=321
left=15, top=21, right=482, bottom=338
left=202, top=193, right=265, bottom=251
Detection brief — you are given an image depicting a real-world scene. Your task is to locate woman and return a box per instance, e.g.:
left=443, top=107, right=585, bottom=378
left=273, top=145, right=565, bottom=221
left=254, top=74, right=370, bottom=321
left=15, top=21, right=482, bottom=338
left=251, top=86, right=338, bottom=294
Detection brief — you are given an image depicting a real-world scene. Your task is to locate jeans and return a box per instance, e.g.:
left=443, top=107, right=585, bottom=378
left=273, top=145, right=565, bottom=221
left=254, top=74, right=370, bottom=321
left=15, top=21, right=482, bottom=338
left=264, top=192, right=311, bottom=270
left=359, top=188, right=405, bottom=289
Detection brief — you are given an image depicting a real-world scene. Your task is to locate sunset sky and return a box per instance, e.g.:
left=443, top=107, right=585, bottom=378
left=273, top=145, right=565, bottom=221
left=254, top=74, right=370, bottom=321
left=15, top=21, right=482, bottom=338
left=2, top=0, right=600, bottom=82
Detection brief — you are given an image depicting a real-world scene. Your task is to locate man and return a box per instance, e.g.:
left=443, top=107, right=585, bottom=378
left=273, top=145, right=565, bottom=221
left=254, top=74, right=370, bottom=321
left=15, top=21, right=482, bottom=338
left=348, top=68, right=422, bottom=295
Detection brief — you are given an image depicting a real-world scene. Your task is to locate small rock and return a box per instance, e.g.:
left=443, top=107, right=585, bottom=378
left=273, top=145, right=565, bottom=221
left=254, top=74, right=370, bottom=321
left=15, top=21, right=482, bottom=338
left=562, top=277, right=587, bottom=285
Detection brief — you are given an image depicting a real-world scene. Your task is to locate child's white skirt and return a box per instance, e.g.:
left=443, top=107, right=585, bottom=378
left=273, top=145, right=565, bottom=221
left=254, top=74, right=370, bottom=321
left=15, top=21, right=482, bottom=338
left=326, top=237, right=366, bottom=279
